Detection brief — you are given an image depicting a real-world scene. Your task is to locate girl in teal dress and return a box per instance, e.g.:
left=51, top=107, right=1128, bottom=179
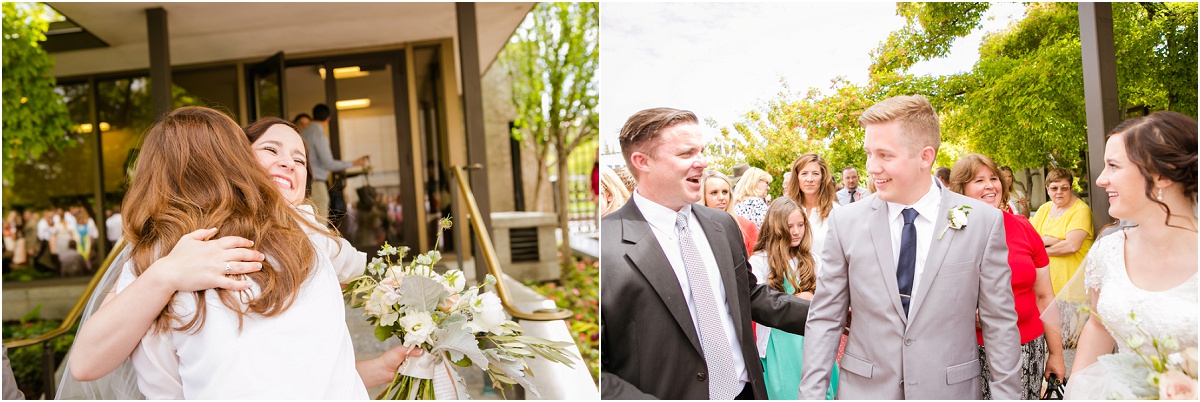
left=749, top=197, right=838, bottom=399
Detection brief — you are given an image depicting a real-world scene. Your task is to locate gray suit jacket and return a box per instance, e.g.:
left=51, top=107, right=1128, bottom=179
left=799, top=183, right=1021, bottom=400
left=600, top=201, right=810, bottom=400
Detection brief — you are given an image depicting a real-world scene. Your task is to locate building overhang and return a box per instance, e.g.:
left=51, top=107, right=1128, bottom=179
left=46, top=2, right=533, bottom=77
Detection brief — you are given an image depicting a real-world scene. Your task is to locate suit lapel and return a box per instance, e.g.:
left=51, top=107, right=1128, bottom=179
left=869, top=197, right=908, bottom=325
left=694, top=207, right=744, bottom=344
left=909, top=184, right=957, bottom=321
left=620, top=204, right=703, bottom=355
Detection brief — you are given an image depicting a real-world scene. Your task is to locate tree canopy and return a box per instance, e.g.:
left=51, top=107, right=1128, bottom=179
left=499, top=2, right=599, bottom=263
left=718, top=2, right=1197, bottom=187
left=3, top=2, right=75, bottom=184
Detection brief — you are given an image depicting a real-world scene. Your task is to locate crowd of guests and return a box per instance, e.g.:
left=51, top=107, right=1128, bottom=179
left=2, top=205, right=122, bottom=278
left=598, top=106, right=1197, bottom=400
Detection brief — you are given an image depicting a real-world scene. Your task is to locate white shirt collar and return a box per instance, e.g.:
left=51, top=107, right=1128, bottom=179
left=886, top=175, right=942, bottom=224
left=633, top=188, right=693, bottom=237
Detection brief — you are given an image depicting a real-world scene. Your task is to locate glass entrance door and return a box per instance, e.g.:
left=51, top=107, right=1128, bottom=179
left=245, top=51, right=286, bottom=120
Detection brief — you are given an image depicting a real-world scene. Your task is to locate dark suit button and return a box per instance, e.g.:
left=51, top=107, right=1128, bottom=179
left=697, top=372, right=706, bottom=381
left=904, top=338, right=913, bottom=346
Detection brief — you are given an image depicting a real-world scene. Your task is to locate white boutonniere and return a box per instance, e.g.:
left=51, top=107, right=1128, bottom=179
left=938, top=205, right=972, bottom=239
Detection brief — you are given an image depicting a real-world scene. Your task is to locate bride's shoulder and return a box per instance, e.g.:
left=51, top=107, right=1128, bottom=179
left=1084, top=230, right=1128, bottom=289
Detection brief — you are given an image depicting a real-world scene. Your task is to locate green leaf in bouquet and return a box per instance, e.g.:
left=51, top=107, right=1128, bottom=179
left=484, top=348, right=539, bottom=396
left=398, top=275, right=450, bottom=312
left=451, top=356, right=474, bottom=368
left=375, top=324, right=398, bottom=342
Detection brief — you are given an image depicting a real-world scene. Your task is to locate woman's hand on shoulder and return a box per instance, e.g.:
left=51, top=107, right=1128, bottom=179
left=145, top=228, right=265, bottom=292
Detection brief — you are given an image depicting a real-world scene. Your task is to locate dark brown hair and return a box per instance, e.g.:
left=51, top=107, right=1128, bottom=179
left=124, top=107, right=316, bottom=333
left=618, top=108, right=698, bottom=179
left=243, top=117, right=314, bottom=199
left=1106, top=111, right=1198, bottom=228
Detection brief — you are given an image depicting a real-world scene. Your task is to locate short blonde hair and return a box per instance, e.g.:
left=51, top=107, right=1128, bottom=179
left=858, top=95, right=941, bottom=155
left=732, top=167, right=772, bottom=206
left=600, top=166, right=631, bottom=217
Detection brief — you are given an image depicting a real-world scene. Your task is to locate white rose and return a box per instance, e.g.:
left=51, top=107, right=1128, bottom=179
left=399, top=311, right=437, bottom=347
left=468, top=292, right=507, bottom=335
left=949, top=208, right=968, bottom=228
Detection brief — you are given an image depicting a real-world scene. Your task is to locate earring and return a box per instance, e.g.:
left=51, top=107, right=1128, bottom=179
left=1157, top=187, right=1164, bottom=201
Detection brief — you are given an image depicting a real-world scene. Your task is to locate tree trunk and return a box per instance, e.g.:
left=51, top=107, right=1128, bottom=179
left=557, top=146, right=572, bottom=268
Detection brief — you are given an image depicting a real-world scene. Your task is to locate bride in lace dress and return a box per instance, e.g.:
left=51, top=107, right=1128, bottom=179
left=1064, top=111, right=1197, bottom=399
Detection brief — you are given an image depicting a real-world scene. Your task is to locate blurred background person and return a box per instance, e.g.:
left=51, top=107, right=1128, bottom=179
left=598, top=165, right=630, bottom=217
left=732, top=167, right=773, bottom=227
left=700, top=170, right=757, bottom=255
left=1030, top=168, right=1094, bottom=294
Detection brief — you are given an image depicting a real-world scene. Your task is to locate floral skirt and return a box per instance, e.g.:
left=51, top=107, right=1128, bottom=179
left=979, top=334, right=1047, bottom=400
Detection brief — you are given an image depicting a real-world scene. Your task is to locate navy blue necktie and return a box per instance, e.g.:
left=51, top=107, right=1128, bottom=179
left=897, top=208, right=918, bottom=316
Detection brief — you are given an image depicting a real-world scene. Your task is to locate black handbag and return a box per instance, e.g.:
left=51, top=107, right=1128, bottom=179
left=1042, top=373, right=1066, bottom=400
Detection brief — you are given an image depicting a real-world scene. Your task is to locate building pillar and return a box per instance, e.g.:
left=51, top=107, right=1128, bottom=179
left=1079, top=3, right=1118, bottom=231
left=146, top=7, right=171, bottom=119
left=456, top=2, right=493, bottom=284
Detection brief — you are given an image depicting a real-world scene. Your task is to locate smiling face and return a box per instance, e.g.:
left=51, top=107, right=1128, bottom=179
left=864, top=120, right=935, bottom=205
left=964, top=165, right=1004, bottom=209
left=795, top=162, right=823, bottom=197
left=1097, top=133, right=1150, bottom=222
left=632, top=122, right=708, bottom=211
left=755, top=177, right=771, bottom=197
left=252, top=124, right=309, bottom=205
left=704, top=177, right=731, bottom=210
left=787, top=209, right=805, bottom=247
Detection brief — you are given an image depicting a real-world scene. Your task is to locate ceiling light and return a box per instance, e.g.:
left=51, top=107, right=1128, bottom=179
left=318, top=66, right=370, bottom=80
left=336, top=99, right=371, bottom=110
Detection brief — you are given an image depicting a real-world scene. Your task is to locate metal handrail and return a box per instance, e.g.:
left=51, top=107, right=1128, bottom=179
left=4, top=238, right=126, bottom=349
left=451, top=164, right=572, bottom=321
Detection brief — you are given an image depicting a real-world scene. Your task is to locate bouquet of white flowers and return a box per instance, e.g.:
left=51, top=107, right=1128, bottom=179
left=1083, top=308, right=1198, bottom=400
left=345, top=217, right=577, bottom=399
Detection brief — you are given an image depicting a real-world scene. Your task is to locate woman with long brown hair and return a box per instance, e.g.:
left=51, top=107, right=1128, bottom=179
left=784, top=153, right=839, bottom=272
left=65, top=108, right=414, bottom=399
left=748, top=197, right=836, bottom=399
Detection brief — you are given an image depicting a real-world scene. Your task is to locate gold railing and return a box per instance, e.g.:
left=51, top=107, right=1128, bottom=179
left=452, top=164, right=571, bottom=321
left=4, top=238, right=125, bottom=349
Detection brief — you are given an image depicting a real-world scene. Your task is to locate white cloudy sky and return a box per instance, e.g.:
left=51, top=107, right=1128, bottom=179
left=598, top=2, right=1026, bottom=156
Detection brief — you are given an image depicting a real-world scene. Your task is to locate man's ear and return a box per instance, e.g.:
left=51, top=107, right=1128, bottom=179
left=630, top=151, right=651, bottom=177
left=919, top=146, right=937, bottom=170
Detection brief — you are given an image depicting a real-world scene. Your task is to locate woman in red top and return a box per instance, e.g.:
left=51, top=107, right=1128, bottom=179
left=950, top=154, right=1065, bottom=400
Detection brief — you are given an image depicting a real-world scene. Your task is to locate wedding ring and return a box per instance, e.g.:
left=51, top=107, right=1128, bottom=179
left=224, top=262, right=232, bottom=275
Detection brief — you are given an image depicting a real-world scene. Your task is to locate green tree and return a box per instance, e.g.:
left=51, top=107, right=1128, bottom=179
left=2, top=2, right=75, bottom=184
left=500, top=2, right=598, bottom=265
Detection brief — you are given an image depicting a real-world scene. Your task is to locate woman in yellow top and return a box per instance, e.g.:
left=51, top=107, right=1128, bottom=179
left=1030, top=168, right=1094, bottom=294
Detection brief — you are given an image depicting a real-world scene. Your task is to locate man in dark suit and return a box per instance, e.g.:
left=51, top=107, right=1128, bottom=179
left=601, top=108, right=810, bottom=400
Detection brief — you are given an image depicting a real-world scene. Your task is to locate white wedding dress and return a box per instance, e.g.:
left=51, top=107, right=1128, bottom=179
left=1064, top=230, right=1198, bottom=399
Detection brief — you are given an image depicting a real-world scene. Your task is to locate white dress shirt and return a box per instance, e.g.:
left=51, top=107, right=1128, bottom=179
left=884, top=176, right=942, bottom=300
left=632, top=189, right=749, bottom=385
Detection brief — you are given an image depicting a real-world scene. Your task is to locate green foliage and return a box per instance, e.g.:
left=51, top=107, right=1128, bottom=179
left=500, top=2, right=599, bottom=261
left=2, top=2, right=76, bottom=184
left=525, top=256, right=598, bottom=383
left=3, top=304, right=76, bottom=399
left=718, top=2, right=1197, bottom=186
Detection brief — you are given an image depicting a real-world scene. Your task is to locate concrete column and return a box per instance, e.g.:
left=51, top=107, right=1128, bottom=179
left=146, top=7, right=171, bottom=119
left=88, top=77, right=107, bottom=258
left=456, top=3, right=493, bottom=284
left=1079, top=3, right=1118, bottom=231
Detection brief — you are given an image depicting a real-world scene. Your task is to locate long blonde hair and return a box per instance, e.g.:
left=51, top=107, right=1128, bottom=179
left=732, top=167, right=772, bottom=206
left=123, top=106, right=317, bottom=333
left=785, top=153, right=837, bottom=221
left=599, top=165, right=630, bottom=216
left=700, top=170, right=735, bottom=213
left=753, top=197, right=815, bottom=294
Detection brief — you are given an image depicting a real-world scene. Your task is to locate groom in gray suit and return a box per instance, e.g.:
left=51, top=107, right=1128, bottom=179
left=601, top=108, right=810, bottom=400
left=798, top=95, right=1021, bottom=399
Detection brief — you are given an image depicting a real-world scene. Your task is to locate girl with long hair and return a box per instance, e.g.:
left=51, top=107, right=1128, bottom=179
left=784, top=153, right=840, bottom=274
left=65, top=108, right=414, bottom=399
left=749, top=197, right=836, bottom=399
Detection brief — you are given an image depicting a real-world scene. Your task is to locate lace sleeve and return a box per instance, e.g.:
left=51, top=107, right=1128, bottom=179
left=1082, top=232, right=1122, bottom=292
